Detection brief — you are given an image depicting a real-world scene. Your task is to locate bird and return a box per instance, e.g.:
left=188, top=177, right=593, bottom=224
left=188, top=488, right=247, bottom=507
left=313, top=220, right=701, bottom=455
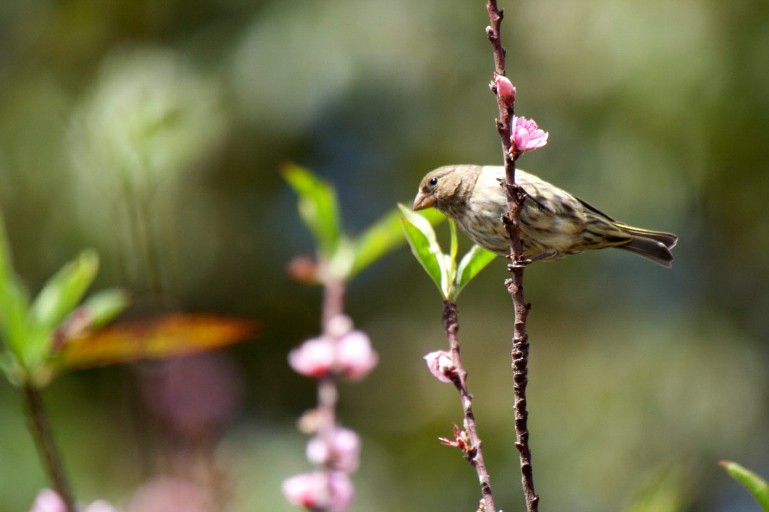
left=412, top=165, right=678, bottom=267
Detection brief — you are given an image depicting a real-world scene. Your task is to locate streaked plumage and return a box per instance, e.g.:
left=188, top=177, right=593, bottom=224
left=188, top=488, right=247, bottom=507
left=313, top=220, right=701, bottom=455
left=412, top=165, right=678, bottom=267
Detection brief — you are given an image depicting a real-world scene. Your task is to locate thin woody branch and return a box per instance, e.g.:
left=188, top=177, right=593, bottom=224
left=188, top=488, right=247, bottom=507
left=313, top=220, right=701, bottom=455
left=484, top=1, right=540, bottom=511
left=441, top=301, right=496, bottom=512
left=23, top=385, right=76, bottom=512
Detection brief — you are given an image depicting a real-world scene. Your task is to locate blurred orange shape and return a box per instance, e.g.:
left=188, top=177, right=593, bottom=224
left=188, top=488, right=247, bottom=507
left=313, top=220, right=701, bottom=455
left=57, top=313, right=258, bottom=370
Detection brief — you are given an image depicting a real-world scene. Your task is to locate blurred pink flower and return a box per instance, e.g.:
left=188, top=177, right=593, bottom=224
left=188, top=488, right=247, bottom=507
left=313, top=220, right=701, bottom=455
left=306, top=427, right=361, bottom=472
left=28, top=490, right=66, bottom=512
left=326, top=314, right=353, bottom=339
left=84, top=501, right=120, bottom=512
left=335, top=330, right=378, bottom=380
left=28, top=490, right=119, bottom=512
left=289, top=330, right=378, bottom=381
left=424, top=350, right=456, bottom=383
left=139, top=352, right=244, bottom=439
left=510, top=115, right=548, bottom=156
left=493, top=72, right=516, bottom=106
left=125, top=477, right=214, bottom=512
left=282, top=471, right=354, bottom=512
left=289, top=336, right=335, bottom=378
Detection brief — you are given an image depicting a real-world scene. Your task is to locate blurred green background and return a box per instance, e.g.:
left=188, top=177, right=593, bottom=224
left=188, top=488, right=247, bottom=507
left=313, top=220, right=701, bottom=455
left=1, top=0, right=769, bottom=511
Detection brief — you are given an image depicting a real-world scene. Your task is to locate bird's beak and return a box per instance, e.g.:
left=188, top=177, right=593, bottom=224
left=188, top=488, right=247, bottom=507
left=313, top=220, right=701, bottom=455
left=412, top=191, right=436, bottom=211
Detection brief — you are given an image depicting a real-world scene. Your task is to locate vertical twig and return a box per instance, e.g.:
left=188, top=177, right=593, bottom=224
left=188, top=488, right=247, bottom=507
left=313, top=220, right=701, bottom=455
left=317, top=275, right=345, bottom=501
left=23, top=385, right=77, bottom=512
left=442, top=301, right=496, bottom=512
left=485, top=1, right=540, bottom=511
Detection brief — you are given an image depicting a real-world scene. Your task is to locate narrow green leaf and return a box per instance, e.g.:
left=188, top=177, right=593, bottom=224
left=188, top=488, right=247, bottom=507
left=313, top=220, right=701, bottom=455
left=0, top=277, right=30, bottom=359
left=447, top=219, right=458, bottom=288
left=29, top=250, right=99, bottom=333
left=453, top=245, right=497, bottom=300
left=350, top=207, right=445, bottom=278
left=328, top=236, right=356, bottom=280
left=448, top=219, right=459, bottom=265
left=399, top=205, right=448, bottom=299
left=0, top=209, right=29, bottom=356
left=721, top=460, right=769, bottom=510
left=0, top=209, right=12, bottom=289
left=349, top=209, right=402, bottom=277
left=79, top=288, right=129, bottom=329
left=283, top=164, right=341, bottom=258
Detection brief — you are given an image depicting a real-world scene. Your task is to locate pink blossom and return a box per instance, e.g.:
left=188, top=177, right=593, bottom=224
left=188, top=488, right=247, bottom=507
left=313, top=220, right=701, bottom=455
left=28, top=490, right=120, bottom=512
left=289, top=336, right=335, bottom=378
left=335, top=330, right=378, bottom=381
left=306, top=427, right=361, bottom=472
left=282, top=471, right=354, bottom=512
left=510, top=115, right=548, bottom=156
left=28, top=490, right=66, bottom=512
left=85, top=502, right=119, bottom=512
left=326, top=314, right=353, bottom=339
left=126, top=477, right=212, bottom=512
left=493, top=72, right=516, bottom=106
left=424, top=350, right=456, bottom=383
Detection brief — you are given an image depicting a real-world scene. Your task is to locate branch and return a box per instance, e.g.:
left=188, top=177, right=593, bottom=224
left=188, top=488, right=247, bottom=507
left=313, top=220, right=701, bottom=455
left=23, top=385, right=77, bottom=512
left=441, top=301, right=496, bottom=512
left=317, top=276, right=344, bottom=481
left=485, top=1, right=540, bottom=511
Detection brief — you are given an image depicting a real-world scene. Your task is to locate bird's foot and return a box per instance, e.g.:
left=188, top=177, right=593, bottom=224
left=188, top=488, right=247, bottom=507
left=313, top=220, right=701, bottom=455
left=507, top=258, right=531, bottom=270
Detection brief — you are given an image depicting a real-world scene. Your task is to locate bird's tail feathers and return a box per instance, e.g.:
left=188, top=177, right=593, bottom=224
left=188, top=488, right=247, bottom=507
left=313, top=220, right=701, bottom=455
left=615, top=225, right=678, bottom=268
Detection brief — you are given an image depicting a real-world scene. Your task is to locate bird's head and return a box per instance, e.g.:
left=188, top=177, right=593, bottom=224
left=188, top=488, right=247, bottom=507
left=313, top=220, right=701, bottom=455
left=413, top=165, right=476, bottom=212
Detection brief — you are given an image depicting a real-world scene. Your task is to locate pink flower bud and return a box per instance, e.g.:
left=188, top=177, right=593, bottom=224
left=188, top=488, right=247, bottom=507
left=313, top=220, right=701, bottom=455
left=424, top=350, right=456, bottom=383
left=282, top=471, right=354, bottom=512
left=327, top=314, right=354, bottom=339
left=335, top=330, right=378, bottom=381
left=307, top=427, right=361, bottom=472
left=289, top=337, right=335, bottom=378
left=510, top=115, right=548, bottom=156
left=493, top=72, right=516, bottom=106
left=28, top=490, right=66, bottom=512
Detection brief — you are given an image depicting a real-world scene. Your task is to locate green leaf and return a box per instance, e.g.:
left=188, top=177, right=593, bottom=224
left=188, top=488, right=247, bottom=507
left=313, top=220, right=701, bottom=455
left=78, top=288, right=130, bottom=329
left=29, top=251, right=99, bottom=333
left=327, top=236, right=356, bottom=281
left=721, top=460, right=769, bottom=510
left=283, top=164, right=341, bottom=258
left=453, top=245, right=497, bottom=300
left=349, top=207, right=444, bottom=278
left=0, top=278, right=30, bottom=359
left=0, top=210, right=29, bottom=356
left=0, top=209, right=12, bottom=289
left=399, top=204, right=449, bottom=299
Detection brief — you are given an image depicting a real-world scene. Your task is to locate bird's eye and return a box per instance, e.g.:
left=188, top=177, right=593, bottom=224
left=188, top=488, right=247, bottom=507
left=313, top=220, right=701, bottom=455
left=428, top=177, right=438, bottom=187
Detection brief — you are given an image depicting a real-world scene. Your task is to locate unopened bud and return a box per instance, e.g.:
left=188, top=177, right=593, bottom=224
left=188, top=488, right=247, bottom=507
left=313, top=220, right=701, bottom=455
left=424, top=350, right=457, bottom=383
left=492, top=72, right=516, bottom=106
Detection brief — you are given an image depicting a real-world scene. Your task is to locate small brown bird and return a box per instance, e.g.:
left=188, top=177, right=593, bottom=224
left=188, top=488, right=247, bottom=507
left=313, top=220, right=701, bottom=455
left=412, top=165, right=678, bottom=267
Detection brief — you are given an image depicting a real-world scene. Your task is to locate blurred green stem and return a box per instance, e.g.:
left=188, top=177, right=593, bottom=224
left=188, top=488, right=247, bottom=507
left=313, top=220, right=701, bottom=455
left=23, top=384, right=76, bottom=512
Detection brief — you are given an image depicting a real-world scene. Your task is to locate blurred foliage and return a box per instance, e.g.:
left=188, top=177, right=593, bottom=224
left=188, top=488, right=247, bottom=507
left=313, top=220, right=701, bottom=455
left=1, top=0, right=769, bottom=511
left=721, top=461, right=769, bottom=511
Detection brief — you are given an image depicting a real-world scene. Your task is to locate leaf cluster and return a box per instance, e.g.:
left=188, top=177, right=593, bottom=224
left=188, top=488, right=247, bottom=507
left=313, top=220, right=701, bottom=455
left=399, top=205, right=496, bottom=302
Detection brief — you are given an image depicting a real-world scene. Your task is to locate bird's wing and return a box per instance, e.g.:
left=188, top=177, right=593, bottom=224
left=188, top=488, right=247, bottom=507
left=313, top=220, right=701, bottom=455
left=575, top=197, right=618, bottom=222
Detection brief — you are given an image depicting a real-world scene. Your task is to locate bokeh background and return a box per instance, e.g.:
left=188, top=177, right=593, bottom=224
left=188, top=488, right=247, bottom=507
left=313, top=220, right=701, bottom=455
left=1, top=0, right=769, bottom=511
